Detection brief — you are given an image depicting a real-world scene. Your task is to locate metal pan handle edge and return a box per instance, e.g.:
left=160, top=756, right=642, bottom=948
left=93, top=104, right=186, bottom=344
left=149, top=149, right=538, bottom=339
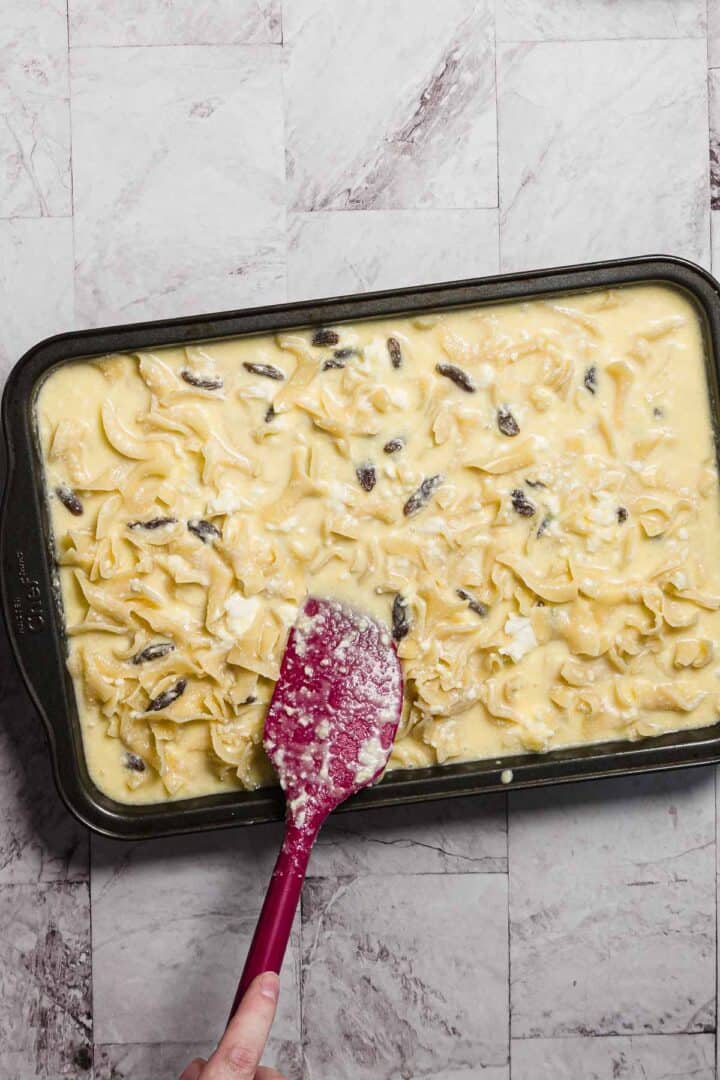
left=0, top=451, right=60, bottom=710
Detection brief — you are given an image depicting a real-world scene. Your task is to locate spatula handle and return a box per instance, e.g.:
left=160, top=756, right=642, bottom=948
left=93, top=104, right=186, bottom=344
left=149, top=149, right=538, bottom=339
left=229, top=823, right=315, bottom=1021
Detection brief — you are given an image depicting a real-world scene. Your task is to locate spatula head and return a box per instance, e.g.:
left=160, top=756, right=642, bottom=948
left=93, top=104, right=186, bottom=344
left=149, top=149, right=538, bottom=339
left=263, top=596, right=403, bottom=832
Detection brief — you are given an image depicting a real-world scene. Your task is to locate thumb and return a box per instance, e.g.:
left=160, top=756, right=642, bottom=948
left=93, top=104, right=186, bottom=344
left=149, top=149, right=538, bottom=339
left=201, top=972, right=280, bottom=1079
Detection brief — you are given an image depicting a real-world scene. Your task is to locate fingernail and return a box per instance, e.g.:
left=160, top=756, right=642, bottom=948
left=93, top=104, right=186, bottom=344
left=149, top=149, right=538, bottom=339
left=259, top=972, right=280, bottom=1001
left=180, top=1063, right=205, bottom=1080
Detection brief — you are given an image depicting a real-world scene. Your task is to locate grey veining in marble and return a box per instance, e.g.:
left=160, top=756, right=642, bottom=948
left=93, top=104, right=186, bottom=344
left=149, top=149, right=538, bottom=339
left=0, top=632, right=88, bottom=886
left=0, top=217, right=74, bottom=372
left=69, top=0, right=281, bottom=46
left=0, top=1, right=71, bottom=218
left=91, top=829, right=302, bottom=1078
left=287, top=210, right=499, bottom=301
left=94, top=1041, right=216, bottom=1080
left=509, top=770, right=716, bottom=1039
left=496, top=0, right=706, bottom=42
left=310, top=795, right=507, bottom=877
left=285, top=0, right=497, bottom=212
left=301, top=873, right=509, bottom=1079
left=0, top=882, right=92, bottom=1076
left=711, top=69, right=720, bottom=211
left=511, top=1033, right=716, bottom=1080
left=498, top=39, right=710, bottom=271
left=71, top=45, right=286, bottom=327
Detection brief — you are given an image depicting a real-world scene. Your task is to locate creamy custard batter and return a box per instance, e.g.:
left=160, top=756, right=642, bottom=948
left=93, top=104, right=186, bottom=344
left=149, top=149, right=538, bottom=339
left=36, top=284, right=720, bottom=804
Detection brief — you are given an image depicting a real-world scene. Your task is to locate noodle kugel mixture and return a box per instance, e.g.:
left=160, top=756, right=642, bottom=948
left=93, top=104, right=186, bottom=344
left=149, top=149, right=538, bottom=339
left=36, top=284, right=720, bottom=804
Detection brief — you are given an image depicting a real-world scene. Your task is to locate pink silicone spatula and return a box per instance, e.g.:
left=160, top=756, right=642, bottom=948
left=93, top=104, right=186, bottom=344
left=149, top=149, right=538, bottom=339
left=229, top=596, right=403, bottom=1018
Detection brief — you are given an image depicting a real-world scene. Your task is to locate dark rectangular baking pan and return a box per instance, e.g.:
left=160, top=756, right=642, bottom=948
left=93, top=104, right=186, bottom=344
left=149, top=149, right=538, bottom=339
left=3, top=255, right=720, bottom=840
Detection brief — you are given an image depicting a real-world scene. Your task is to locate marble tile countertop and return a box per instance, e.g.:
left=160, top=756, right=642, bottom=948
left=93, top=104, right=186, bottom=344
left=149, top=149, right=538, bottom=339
left=1, top=1, right=720, bottom=1077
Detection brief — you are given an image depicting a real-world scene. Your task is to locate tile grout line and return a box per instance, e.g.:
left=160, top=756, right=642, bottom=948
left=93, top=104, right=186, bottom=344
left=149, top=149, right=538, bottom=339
left=506, top=792, right=512, bottom=1079
left=87, top=886, right=96, bottom=1075
left=279, top=1, right=289, bottom=306
left=708, top=0, right=717, bottom=229
left=68, top=40, right=284, bottom=51
left=493, top=1, right=502, bottom=275
left=714, top=7, right=718, bottom=1065
left=709, top=1, right=718, bottom=1064
left=299, top=882, right=306, bottom=1079
left=715, top=765, right=718, bottom=1074
left=305, top=868, right=508, bottom=878
left=497, top=35, right=709, bottom=45
left=66, top=16, right=90, bottom=1073
left=64, top=35, right=712, bottom=52
left=497, top=3, right=509, bottom=1063
left=512, top=1031, right=719, bottom=1042
left=88, top=834, right=95, bottom=1073
left=66, top=0, right=78, bottom=334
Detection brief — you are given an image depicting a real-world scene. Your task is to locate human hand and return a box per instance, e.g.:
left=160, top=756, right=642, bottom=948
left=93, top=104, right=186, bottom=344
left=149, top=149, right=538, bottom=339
left=180, top=972, right=286, bottom=1080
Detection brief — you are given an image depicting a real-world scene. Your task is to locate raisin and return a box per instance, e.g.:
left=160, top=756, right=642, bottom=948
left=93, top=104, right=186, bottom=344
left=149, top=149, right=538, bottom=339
left=146, top=678, right=187, bottom=712
left=188, top=519, right=221, bottom=542
left=383, top=437, right=405, bottom=454
left=132, top=642, right=175, bottom=665
left=321, top=347, right=358, bottom=370
left=312, top=328, right=340, bottom=347
left=403, top=474, right=443, bottom=516
left=265, top=404, right=276, bottom=423
left=497, top=406, right=520, bottom=437
left=124, top=752, right=146, bottom=772
left=55, top=485, right=83, bottom=516
left=243, top=362, right=285, bottom=380
left=617, top=506, right=628, bottom=523
left=356, top=463, right=377, bottom=492
left=536, top=514, right=551, bottom=537
left=387, top=336, right=402, bottom=369
left=511, top=488, right=536, bottom=517
left=128, top=517, right=177, bottom=530
left=392, top=594, right=412, bottom=641
left=436, top=362, right=476, bottom=393
left=584, top=365, right=598, bottom=394
left=456, top=588, right=488, bottom=617
left=180, top=370, right=224, bottom=390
